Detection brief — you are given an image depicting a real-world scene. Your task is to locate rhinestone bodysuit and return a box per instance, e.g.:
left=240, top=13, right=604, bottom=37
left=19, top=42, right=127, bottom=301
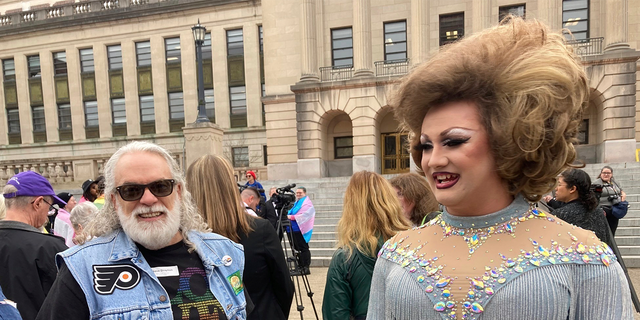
left=377, top=198, right=617, bottom=320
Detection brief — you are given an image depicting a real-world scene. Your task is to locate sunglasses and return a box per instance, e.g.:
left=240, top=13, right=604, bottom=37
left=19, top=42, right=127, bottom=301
left=115, top=179, right=175, bottom=201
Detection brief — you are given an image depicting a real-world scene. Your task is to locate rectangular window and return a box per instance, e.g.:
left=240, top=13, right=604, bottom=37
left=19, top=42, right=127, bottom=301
left=168, top=92, right=184, bottom=120
left=53, top=52, right=67, bottom=75
left=165, top=37, right=181, bottom=63
left=335, top=136, right=354, bottom=159
left=384, top=21, right=407, bottom=61
left=205, top=88, right=215, bottom=121
left=3, top=59, right=15, bottom=81
left=84, top=100, right=99, bottom=127
left=139, top=95, right=155, bottom=122
left=111, top=98, right=126, bottom=124
left=232, top=147, right=249, bottom=167
left=7, top=108, right=20, bottom=133
left=80, top=48, right=94, bottom=73
left=58, top=103, right=72, bottom=130
left=563, top=0, right=589, bottom=40
left=136, top=41, right=152, bottom=67
left=332, top=27, right=353, bottom=67
left=107, top=45, right=123, bottom=70
left=439, top=12, right=464, bottom=46
left=227, top=29, right=244, bottom=56
left=32, top=106, right=45, bottom=132
left=230, top=86, right=247, bottom=128
left=499, top=4, right=526, bottom=21
left=259, top=25, right=263, bottom=53
left=578, top=119, right=589, bottom=144
left=202, top=33, right=212, bottom=60
left=27, top=55, right=41, bottom=78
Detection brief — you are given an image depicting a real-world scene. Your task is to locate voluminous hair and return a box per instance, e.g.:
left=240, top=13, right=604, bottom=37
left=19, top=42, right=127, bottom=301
left=77, top=141, right=209, bottom=249
left=70, top=202, right=98, bottom=230
left=337, top=171, right=409, bottom=259
left=560, top=168, right=598, bottom=212
left=393, top=17, right=588, bottom=202
left=389, top=173, right=439, bottom=225
left=186, top=154, right=253, bottom=243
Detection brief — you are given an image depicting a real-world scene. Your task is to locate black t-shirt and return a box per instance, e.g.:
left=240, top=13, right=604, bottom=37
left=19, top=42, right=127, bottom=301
left=37, top=241, right=228, bottom=320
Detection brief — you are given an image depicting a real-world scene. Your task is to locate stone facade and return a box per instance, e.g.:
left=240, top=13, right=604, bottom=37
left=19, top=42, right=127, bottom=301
left=0, top=0, right=639, bottom=185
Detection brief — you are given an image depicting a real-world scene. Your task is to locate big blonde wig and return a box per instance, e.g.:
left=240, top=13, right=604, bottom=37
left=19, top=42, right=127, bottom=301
left=337, top=171, right=410, bottom=259
left=393, top=17, right=588, bottom=202
left=186, top=154, right=253, bottom=242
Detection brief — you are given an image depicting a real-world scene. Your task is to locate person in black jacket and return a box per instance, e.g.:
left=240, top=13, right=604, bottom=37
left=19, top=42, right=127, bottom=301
left=187, top=155, right=294, bottom=320
left=550, top=168, right=613, bottom=248
left=259, top=188, right=280, bottom=231
left=0, top=171, right=68, bottom=320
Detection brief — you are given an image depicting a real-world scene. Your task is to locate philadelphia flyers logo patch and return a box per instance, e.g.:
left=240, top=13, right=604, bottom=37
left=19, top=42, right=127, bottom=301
left=93, top=265, right=141, bottom=295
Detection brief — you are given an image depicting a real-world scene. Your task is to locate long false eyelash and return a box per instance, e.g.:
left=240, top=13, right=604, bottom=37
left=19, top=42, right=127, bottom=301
left=443, top=137, right=471, bottom=147
left=413, top=143, right=433, bottom=151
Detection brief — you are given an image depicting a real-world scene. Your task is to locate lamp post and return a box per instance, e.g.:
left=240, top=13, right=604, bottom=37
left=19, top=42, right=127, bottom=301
left=192, top=20, right=209, bottom=123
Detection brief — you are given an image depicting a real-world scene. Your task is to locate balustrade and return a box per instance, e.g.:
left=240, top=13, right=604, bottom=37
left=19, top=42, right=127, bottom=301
left=73, top=3, right=91, bottom=15
left=21, top=12, right=35, bottom=22
left=101, top=0, right=119, bottom=10
left=46, top=7, right=64, bottom=19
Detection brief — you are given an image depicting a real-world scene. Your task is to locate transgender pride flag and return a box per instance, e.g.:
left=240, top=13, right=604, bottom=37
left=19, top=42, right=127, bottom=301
left=289, top=196, right=316, bottom=243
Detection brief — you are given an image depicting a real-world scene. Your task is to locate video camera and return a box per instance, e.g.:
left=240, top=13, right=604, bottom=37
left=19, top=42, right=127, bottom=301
left=590, top=184, right=603, bottom=194
left=237, top=183, right=264, bottom=195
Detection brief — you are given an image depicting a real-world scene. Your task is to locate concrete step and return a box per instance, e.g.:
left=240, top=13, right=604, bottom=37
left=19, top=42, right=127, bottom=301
left=621, top=256, right=640, bottom=268
left=616, top=227, right=640, bottom=236
left=312, top=232, right=338, bottom=240
left=617, top=246, right=640, bottom=256
left=309, top=239, right=337, bottom=248
left=309, top=247, right=338, bottom=257
left=614, top=236, right=640, bottom=246
left=618, top=219, right=640, bottom=227
left=310, top=256, right=332, bottom=267
left=314, top=225, right=338, bottom=232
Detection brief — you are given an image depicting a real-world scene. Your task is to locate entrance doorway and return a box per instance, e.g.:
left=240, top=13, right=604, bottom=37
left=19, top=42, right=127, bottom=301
left=381, top=133, right=410, bottom=174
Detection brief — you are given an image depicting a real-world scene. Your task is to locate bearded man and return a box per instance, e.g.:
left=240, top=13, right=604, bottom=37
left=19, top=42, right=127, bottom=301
left=37, top=141, right=248, bottom=320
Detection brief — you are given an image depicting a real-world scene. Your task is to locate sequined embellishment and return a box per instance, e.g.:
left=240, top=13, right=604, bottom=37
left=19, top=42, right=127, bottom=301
left=378, top=207, right=618, bottom=320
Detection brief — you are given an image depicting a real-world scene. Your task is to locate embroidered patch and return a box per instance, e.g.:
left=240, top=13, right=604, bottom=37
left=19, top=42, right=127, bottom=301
left=93, top=264, right=141, bottom=295
left=227, top=270, right=244, bottom=295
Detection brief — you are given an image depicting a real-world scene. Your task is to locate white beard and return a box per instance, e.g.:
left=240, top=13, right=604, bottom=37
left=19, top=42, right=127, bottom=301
left=117, top=198, right=182, bottom=250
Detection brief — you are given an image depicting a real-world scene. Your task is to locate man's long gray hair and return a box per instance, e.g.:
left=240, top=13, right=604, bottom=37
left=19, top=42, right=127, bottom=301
left=75, top=141, right=209, bottom=250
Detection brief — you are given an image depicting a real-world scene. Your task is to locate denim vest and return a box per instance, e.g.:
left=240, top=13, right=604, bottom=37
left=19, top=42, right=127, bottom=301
left=57, top=229, right=247, bottom=320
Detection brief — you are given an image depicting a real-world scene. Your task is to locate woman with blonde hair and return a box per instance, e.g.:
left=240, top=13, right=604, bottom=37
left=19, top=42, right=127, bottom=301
left=389, top=172, right=440, bottom=226
left=368, top=17, right=632, bottom=319
left=322, top=171, right=409, bottom=320
left=186, top=154, right=294, bottom=320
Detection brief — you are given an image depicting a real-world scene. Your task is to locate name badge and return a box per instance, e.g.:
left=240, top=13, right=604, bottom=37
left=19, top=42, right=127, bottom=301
left=151, top=266, right=179, bottom=278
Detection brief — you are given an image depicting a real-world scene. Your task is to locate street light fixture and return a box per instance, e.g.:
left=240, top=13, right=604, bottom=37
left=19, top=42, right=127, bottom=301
left=192, top=20, right=209, bottom=123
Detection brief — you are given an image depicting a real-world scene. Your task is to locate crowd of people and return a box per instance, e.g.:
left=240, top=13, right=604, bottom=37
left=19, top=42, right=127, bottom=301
left=0, top=15, right=637, bottom=320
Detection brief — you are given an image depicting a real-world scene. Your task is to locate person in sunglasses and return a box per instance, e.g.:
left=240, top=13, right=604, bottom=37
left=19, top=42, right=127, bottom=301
left=0, top=171, right=68, bottom=320
left=37, top=141, right=249, bottom=320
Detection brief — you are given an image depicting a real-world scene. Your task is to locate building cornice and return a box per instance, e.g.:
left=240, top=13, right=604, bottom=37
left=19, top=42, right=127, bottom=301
left=0, top=0, right=252, bottom=37
left=290, top=75, right=402, bottom=94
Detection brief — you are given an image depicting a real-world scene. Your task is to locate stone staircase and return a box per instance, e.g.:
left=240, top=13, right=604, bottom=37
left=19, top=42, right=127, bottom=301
left=264, top=163, right=640, bottom=267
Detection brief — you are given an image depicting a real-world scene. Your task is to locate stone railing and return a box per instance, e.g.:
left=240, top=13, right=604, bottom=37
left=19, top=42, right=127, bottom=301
left=0, top=153, right=184, bottom=186
left=0, top=0, right=172, bottom=26
left=233, top=167, right=268, bottom=183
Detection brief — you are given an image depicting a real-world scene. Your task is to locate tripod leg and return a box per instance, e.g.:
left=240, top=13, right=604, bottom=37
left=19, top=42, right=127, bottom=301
left=301, top=273, right=319, bottom=320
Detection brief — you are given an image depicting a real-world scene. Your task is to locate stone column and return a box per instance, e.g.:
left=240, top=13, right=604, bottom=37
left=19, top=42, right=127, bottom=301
left=353, top=0, right=373, bottom=77
left=151, top=35, right=169, bottom=134
left=605, top=0, right=630, bottom=51
left=122, top=40, right=140, bottom=136
left=300, top=0, right=319, bottom=81
left=212, top=26, right=231, bottom=128
left=183, top=121, right=224, bottom=169
left=66, top=47, right=86, bottom=140
left=15, top=54, right=33, bottom=144
left=40, top=49, right=58, bottom=142
left=471, top=0, right=491, bottom=33
left=0, top=72, right=6, bottom=145
left=410, top=0, right=429, bottom=64
left=180, top=30, right=198, bottom=124
left=244, top=22, right=264, bottom=127
left=93, top=42, right=112, bottom=138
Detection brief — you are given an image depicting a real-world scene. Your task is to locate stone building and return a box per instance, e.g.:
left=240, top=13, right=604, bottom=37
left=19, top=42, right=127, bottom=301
left=0, top=0, right=638, bottom=186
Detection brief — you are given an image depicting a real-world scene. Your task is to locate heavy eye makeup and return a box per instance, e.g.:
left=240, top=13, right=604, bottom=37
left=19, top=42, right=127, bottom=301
left=415, top=134, right=472, bottom=152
